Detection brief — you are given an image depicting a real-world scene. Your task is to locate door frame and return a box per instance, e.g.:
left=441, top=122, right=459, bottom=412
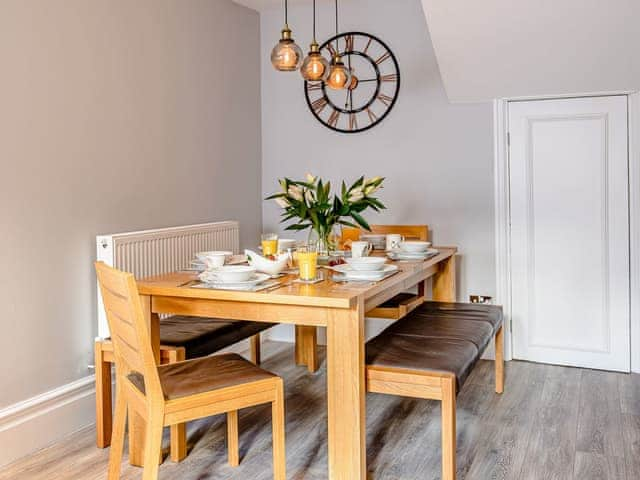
left=493, top=92, right=640, bottom=371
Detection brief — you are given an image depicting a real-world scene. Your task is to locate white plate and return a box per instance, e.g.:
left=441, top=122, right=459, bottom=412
left=344, top=257, right=387, bottom=271
left=387, top=248, right=439, bottom=260
left=332, top=263, right=398, bottom=280
left=198, top=272, right=270, bottom=287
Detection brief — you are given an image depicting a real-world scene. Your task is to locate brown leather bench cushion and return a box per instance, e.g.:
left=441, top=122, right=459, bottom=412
left=129, top=353, right=276, bottom=400
left=366, top=302, right=503, bottom=392
left=159, top=316, right=275, bottom=360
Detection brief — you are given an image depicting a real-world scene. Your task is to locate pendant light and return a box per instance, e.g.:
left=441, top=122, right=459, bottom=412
left=271, top=0, right=303, bottom=72
left=300, top=0, right=330, bottom=81
left=326, top=0, right=351, bottom=90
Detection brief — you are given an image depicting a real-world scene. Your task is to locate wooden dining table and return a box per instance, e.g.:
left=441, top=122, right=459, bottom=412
left=133, top=246, right=457, bottom=479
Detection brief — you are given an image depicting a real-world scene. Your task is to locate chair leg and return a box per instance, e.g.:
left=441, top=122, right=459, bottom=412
left=142, top=412, right=164, bottom=480
left=167, top=347, right=187, bottom=462
left=271, top=379, right=287, bottom=480
left=227, top=410, right=239, bottom=467
left=250, top=334, right=261, bottom=365
left=495, top=326, right=504, bottom=394
left=107, top=380, right=127, bottom=480
left=441, top=376, right=456, bottom=480
left=95, top=340, right=113, bottom=448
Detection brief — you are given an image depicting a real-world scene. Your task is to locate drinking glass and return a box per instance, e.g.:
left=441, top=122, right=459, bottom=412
left=297, top=243, right=318, bottom=281
left=261, top=233, right=278, bottom=256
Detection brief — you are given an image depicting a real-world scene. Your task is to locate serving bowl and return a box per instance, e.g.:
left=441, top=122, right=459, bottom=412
left=245, top=249, right=289, bottom=276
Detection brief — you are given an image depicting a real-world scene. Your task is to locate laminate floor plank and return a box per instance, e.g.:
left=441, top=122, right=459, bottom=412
left=622, top=414, right=640, bottom=480
left=1, top=343, right=638, bottom=480
left=574, top=452, right=627, bottom=480
left=576, top=369, right=625, bottom=458
left=518, top=365, right=582, bottom=480
left=618, top=373, right=640, bottom=416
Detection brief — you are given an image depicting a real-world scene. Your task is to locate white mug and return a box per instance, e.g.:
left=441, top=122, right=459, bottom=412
left=351, top=241, right=372, bottom=258
left=386, top=234, right=404, bottom=251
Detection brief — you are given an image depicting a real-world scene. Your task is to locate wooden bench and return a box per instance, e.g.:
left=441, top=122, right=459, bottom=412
left=95, top=316, right=274, bottom=461
left=366, top=301, right=504, bottom=480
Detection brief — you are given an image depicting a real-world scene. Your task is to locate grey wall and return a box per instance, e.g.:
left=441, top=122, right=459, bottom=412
left=261, top=0, right=496, bottom=318
left=0, top=0, right=262, bottom=408
left=421, top=0, right=640, bottom=102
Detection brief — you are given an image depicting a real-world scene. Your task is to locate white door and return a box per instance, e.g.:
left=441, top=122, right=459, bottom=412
left=509, top=96, right=630, bottom=372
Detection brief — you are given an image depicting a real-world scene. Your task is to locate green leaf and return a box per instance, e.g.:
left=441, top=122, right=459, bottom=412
left=338, top=219, right=360, bottom=229
left=285, top=223, right=311, bottom=231
left=350, top=211, right=371, bottom=231
left=349, top=176, right=365, bottom=192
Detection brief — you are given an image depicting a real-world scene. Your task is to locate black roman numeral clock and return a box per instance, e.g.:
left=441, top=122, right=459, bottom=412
left=304, top=32, right=400, bottom=134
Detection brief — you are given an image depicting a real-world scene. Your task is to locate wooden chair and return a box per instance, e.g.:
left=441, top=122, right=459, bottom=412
left=95, top=318, right=272, bottom=456
left=295, top=225, right=430, bottom=372
left=95, top=262, right=286, bottom=480
left=366, top=301, right=504, bottom=480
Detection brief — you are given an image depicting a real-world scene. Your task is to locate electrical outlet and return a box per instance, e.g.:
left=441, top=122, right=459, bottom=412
left=469, top=295, right=493, bottom=304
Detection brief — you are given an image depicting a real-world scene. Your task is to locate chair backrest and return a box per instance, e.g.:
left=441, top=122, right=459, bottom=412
left=95, top=261, right=162, bottom=398
left=341, top=224, right=429, bottom=244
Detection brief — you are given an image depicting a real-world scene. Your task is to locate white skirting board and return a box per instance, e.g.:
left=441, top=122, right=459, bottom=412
left=0, top=376, right=96, bottom=468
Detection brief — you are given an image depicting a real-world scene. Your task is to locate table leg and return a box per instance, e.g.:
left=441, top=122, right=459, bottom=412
left=294, top=325, right=318, bottom=372
left=326, top=300, right=366, bottom=479
left=128, top=294, right=161, bottom=467
left=433, top=254, right=456, bottom=302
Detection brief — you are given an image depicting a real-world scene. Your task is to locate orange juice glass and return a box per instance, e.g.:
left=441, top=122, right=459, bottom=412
left=261, top=233, right=278, bottom=256
left=297, top=245, right=318, bottom=281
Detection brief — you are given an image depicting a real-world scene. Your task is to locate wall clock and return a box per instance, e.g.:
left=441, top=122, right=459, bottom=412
left=304, top=32, right=401, bottom=134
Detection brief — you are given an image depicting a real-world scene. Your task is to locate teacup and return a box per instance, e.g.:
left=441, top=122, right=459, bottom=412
left=386, top=234, right=404, bottom=251
left=351, top=241, right=372, bottom=258
left=196, top=251, right=232, bottom=269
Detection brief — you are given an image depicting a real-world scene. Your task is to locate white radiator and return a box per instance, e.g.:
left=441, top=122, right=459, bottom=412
left=96, top=221, right=240, bottom=338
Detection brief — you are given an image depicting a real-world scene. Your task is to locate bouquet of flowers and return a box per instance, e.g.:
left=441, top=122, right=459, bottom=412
left=266, top=174, right=386, bottom=251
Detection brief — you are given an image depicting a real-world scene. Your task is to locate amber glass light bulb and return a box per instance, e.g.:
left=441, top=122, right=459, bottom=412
left=326, top=55, right=351, bottom=90
left=301, top=43, right=330, bottom=81
left=271, top=27, right=303, bottom=72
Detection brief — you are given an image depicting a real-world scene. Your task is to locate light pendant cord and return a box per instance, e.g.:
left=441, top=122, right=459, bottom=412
left=313, top=0, right=317, bottom=42
left=284, top=0, right=288, bottom=26
left=334, top=0, right=339, bottom=55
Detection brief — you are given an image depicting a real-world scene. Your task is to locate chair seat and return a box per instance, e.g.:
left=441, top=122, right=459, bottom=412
left=366, top=302, right=503, bottom=391
left=129, top=353, right=277, bottom=400
left=159, top=316, right=275, bottom=359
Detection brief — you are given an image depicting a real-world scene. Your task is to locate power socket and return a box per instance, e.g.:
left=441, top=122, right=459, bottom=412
left=469, top=295, right=493, bottom=304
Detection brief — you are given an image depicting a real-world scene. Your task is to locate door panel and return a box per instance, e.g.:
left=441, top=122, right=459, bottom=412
left=509, top=96, right=630, bottom=372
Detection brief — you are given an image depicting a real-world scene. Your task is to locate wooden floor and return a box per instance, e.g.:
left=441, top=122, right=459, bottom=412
left=2, top=341, right=639, bottom=480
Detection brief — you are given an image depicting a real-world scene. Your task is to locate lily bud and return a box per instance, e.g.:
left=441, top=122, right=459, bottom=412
left=275, top=197, right=290, bottom=208
left=288, top=185, right=304, bottom=201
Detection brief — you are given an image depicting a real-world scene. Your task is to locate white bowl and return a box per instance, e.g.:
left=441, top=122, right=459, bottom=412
left=399, top=241, right=431, bottom=253
left=207, top=265, right=255, bottom=283
left=345, top=257, right=387, bottom=271
left=278, top=239, right=297, bottom=251
left=245, top=249, right=289, bottom=276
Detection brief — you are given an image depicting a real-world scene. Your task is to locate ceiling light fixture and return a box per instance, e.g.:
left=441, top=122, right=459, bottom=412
left=271, top=0, right=303, bottom=72
left=325, top=0, right=351, bottom=90
left=300, top=0, right=330, bottom=81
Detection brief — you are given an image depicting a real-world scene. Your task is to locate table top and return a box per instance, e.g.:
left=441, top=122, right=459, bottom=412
left=137, top=247, right=457, bottom=310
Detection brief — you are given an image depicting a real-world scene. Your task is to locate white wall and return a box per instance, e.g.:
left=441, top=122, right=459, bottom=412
left=0, top=0, right=261, bottom=464
left=421, top=0, right=640, bottom=102
left=260, top=0, right=495, bottom=341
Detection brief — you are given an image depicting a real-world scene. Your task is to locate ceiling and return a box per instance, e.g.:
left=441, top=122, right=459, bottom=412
left=232, top=0, right=306, bottom=11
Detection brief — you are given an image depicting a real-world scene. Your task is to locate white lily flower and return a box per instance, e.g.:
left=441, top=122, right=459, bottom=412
left=349, top=187, right=364, bottom=202
left=364, top=184, right=380, bottom=195
left=305, top=189, right=315, bottom=204
left=306, top=173, right=316, bottom=184
left=275, top=197, right=289, bottom=208
left=288, top=185, right=304, bottom=201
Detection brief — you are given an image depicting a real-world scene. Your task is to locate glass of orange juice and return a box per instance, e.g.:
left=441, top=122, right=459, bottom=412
left=297, top=243, right=318, bottom=281
left=261, top=233, right=278, bottom=256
